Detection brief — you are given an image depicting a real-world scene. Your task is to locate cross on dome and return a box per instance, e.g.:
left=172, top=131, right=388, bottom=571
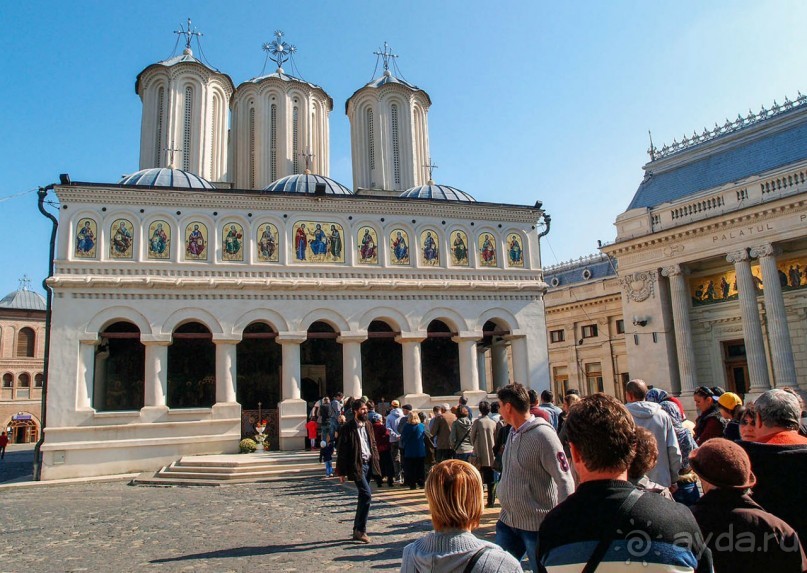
left=174, top=18, right=203, bottom=55
left=374, top=41, right=398, bottom=76
left=300, top=148, right=315, bottom=174
left=423, top=158, right=438, bottom=185
left=263, top=30, right=296, bottom=73
left=19, top=275, right=31, bottom=291
left=164, top=141, right=183, bottom=168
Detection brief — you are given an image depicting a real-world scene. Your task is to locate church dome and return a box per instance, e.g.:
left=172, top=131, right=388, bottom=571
left=0, top=287, right=46, bottom=311
left=119, top=168, right=214, bottom=189
left=400, top=182, right=476, bottom=202
left=263, top=173, right=352, bottom=195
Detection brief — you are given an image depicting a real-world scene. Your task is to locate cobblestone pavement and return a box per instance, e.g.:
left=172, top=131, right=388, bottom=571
left=0, top=477, right=451, bottom=573
left=0, top=445, right=34, bottom=484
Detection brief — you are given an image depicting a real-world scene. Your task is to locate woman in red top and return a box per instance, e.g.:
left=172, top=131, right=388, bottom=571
left=372, top=417, right=394, bottom=487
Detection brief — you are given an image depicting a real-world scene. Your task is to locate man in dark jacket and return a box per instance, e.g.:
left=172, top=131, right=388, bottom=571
left=336, top=400, right=381, bottom=544
left=689, top=438, right=807, bottom=573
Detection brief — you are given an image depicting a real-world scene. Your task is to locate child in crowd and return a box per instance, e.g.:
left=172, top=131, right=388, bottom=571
left=305, top=417, right=318, bottom=450
left=321, top=439, right=335, bottom=477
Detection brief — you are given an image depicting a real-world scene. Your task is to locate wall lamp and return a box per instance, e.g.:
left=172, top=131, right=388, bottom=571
left=632, top=316, right=649, bottom=327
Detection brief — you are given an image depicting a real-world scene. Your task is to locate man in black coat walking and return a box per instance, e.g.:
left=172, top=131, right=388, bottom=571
left=336, top=399, right=381, bottom=544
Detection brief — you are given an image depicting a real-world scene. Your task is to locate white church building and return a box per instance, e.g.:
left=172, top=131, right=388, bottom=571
left=40, top=30, right=550, bottom=479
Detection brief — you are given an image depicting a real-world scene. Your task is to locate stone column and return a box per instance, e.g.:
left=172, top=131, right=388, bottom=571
left=276, top=332, right=307, bottom=401
left=396, top=334, right=425, bottom=396
left=751, top=244, right=797, bottom=387
left=661, top=264, right=698, bottom=393
left=77, top=339, right=97, bottom=410
left=477, top=348, right=488, bottom=393
left=727, top=249, right=770, bottom=391
left=453, top=333, right=482, bottom=392
left=491, top=339, right=510, bottom=388
left=142, top=339, right=170, bottom=407
left=337, top=331, right=367, bottom=399
left=214, top=341, right=238, bottom=404
left=505, top=334, right=529, bottom=386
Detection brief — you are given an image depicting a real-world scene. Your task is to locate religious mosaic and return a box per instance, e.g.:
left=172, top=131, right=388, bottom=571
left=293, top=221, right=345, bottom=263
left=74, top=218, right=97, bottom=258
left=691, top=255, right=807, bottom=306
left=357, top=227, right=378, bottom=264
left=420, top=229, right=439, bottom=265
left=389, top=229, right=410, bottom=265
left=185, top=222, right=208, bottom=261
left=506, top=233, right=524, bottom=268
left=221, top=222, right=244, bottom=262
left=109, top=219, right=134, bottom=259
left=256, top=223, right=279, bottom=262
left=148, top=220, right=170, bottom=259
left=450, top=230, right=469, bottom=266
left=478, top=233, right=497, bottom=267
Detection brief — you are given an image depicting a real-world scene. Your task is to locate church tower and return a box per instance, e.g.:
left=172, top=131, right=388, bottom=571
left=135, top=20, right=234, bottom=182
left=346, top=43, right=431, bottom=192
left=229, top=31, right=333, bottom=189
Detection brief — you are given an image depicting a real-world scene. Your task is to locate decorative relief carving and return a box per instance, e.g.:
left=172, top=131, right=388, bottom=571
left=662, top=244, right=685, bottom=257
left=726, top=249, right=750, bottom=264
left=620, top=271, right=656, bottom=302
left=661, top=264, right=688, bottom=278
left=749, top=243, right=779, bottom=259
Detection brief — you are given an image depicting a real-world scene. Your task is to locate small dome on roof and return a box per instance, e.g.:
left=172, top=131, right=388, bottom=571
left=0, top=287, right=46, bottom=311
left=263, top=173, right=352, bottom=195
left=119, top=168, right=214, bottom=189
left=400, top=182, right=476, bottom=202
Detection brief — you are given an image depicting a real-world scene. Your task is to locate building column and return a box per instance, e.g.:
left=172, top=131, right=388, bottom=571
left=396, top=334, right=425, bottom=396
left=505, top=334, right=529, bottom=386
left=491, top=338, right=510, bottom=388
left=661, top=264, right=698, bottom=394
left=214, top=341, right=238, bottom=404
left=77, top=339, right=97, bottom=410
left=453, top=332, right=481, bottom=392
left=477, top=347, right=488, bottom=393
left=142, top=340, right=170, bottom=407
left=276, top=332, right=307, bottom=401
left=727, top=249, right=771, bottom=391
left=751, top=243, right=797, bottom=387
left=337, top=331, right=367, bottom=400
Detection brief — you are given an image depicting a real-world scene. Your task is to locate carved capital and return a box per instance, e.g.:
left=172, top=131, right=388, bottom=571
left=726, top=249, right=749, bottom=264
left=620, top=270, right=656, bottom=302
left=749, top=243, right=780, bottom=259
left=661, top=264, right=689, bottom=278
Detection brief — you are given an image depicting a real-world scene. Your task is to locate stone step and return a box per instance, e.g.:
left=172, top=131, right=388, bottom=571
left=161, top=461, right=322, bottom=474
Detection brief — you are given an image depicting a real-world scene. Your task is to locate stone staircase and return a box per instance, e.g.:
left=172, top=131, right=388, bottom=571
left=131, top=450, right=324, bottom=486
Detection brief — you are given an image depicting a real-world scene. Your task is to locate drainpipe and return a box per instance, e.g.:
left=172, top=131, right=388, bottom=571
left=537, top=212, right=551, bottom=238
left=33, top=184, right=58, bottom=481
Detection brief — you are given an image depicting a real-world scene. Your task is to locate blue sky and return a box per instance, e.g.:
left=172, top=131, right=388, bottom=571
left=1, top=1, right=805, bottom=297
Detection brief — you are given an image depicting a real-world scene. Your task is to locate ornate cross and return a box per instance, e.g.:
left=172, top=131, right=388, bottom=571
left=19, top=275, right=31, bottom=291
left=424, top=158, right=438, bottom=183
left=301, top=148, right=315, bottom=172
left=174, top=18, right=203, bottom=51
left=164, top=141, right=183, bottom=168
left=373, top=41, right=398, bottom=72
left=263, top=30, right=296, bottom=70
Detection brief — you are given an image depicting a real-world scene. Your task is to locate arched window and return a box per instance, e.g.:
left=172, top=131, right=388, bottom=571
left=391, top=103, right=401, bottom=188
left=270, top=103, right=278, bottom=182
left=249, top=106, right=256, bottom=188
left=210, top=94, right=218, bottom=177
left=34, top=373, right=43, bottom=388
left=18, top=373, right=30, bottom=388
left=292, top=105, right=300, bottom=174
left=183, top=86, right=193, bottom=171
left=168, top=322, right=215, bottom=408
left=16, top=327, right=35, bottom=357
left=367, top=108, right=375, bottom=171
left=155, top=86, right=165, bottom=166
left=2, top=373, right=12, bottom=388
left=93, top=321, right=145, bottom=411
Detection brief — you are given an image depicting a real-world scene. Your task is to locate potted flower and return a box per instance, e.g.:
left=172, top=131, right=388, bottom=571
left=254, top=419, right=268, bottom=451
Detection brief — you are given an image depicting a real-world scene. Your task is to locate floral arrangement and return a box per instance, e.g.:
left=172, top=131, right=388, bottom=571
left=239, top=438, right=257, bottom=453
left=255, top=419, right=268, bottom=429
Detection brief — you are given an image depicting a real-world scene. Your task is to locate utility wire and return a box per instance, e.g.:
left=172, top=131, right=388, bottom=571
left=0, top=187, right=38, bottom=203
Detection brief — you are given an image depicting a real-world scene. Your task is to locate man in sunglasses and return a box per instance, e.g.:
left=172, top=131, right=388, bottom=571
left=693, top=386, right=727, bottom=446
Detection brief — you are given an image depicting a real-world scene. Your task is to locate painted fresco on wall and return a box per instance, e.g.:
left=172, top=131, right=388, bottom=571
left=185, top=222, right=208, bottom=261
left=690, top=256, right=807, bottom=306
left=148, top=220, right=170, bottom=259
left=478, top=233, right=497, bottom=267
left=507, top=233, right=524, bottom=268
left=780, top=257, right=807, bottom=290
left=257, top=223, right=279, bottom=262
left=293, top=221, right=345, bottom=263
left=390, top=229, right=410, bottom=265
left=222, top=222, right=244, bottom=262
left=74, top=218, right=97, bottom=258
left=109, top=219, right=134, bottom=259
left=357, top=227, right=378, bottom=264
left=420, top=229, right=440, bottom=266
left=450, top=231, right=469, bottom=266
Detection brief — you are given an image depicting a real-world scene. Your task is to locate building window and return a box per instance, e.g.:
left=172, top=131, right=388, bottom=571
left=18, top=373, right=30, bottom=388
left=616, top=319, right=625, bottom=334
left=391, top=103, right=401, bottom=187
left=155, top=86, right=164, bottom=166
left=585, top=362, right=603, bottom=395
left=249, top=106, right=256, bottom=188
left=552, top=366, right=569, bottom=398
left=17, top=327, right=35, bottom=357
left=292, top=105, right=300, bottom=174
left=2, top=373, right=12, bottom=388
left=270, top=103, right=278, bottom=182
left=581, top=324, right=598, bottom=339
left=549, top=329, right=565, bottom=343
left=183, top=86, right=193, bottom=171
left=34, top=373, right=44, bottom=388
left=210, top=95, right=218, bottom=177
left=367, top=108, right=375, bottom=171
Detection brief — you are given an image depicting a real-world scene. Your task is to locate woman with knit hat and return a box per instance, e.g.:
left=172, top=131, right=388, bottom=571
left=688, top=440, right=807, bottom=573
left=716, top=392, right=745, bottom=441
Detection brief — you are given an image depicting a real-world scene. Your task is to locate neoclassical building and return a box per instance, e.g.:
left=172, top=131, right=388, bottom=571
left=603, top=95, right=807, bottom=402
left=39, top=31, right=550, bottom=479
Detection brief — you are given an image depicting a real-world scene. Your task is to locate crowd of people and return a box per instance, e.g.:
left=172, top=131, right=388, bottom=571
left=309, top=383, right=807, bottom=572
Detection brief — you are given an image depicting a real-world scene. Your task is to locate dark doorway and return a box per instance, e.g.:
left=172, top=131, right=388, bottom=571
left=94, top=321, right=145, bottom=411
left=237, top=322, right=281, bottom=408
left=421, top=320, right=460, bottom=396
left=361, top=320, right=403, bottom=401
left=722, top=340, right=749, bottom=398
left=301, top=321, right=342, bottom=404
left=167, top=322, right=216, bottom=408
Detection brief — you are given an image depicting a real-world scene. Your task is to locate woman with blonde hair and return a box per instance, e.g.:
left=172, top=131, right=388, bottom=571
left=401, top=460, right=522, bottom=572
left=400, top=410, right=427, bottom=489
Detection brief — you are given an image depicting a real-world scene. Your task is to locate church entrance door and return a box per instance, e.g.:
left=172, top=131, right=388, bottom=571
left=722, top=340, right=749, bottom=398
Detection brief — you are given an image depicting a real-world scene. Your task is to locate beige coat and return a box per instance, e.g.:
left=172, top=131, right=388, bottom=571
left=433, top=411, right=456, bottom=450
left=470, top=415, right=497, bottom=468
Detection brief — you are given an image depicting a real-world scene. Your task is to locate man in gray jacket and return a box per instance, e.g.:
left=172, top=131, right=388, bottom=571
left=495, top=384, right=575, bottom=573
left=385, top=399, right=405, bottom=483
left=625, top=379, right=682, bottom=487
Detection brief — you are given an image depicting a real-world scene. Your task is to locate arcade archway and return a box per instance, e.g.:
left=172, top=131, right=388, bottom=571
left=361, top=320, right=403, bottom=401
left=421, top=319, right=460, bottom=396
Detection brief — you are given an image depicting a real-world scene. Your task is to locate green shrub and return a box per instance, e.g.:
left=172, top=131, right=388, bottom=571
left=239, top=438, right=257, bottom=453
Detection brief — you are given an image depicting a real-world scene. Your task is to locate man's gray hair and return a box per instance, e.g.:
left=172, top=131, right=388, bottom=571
left=755, top=389, right=801, bottom=430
